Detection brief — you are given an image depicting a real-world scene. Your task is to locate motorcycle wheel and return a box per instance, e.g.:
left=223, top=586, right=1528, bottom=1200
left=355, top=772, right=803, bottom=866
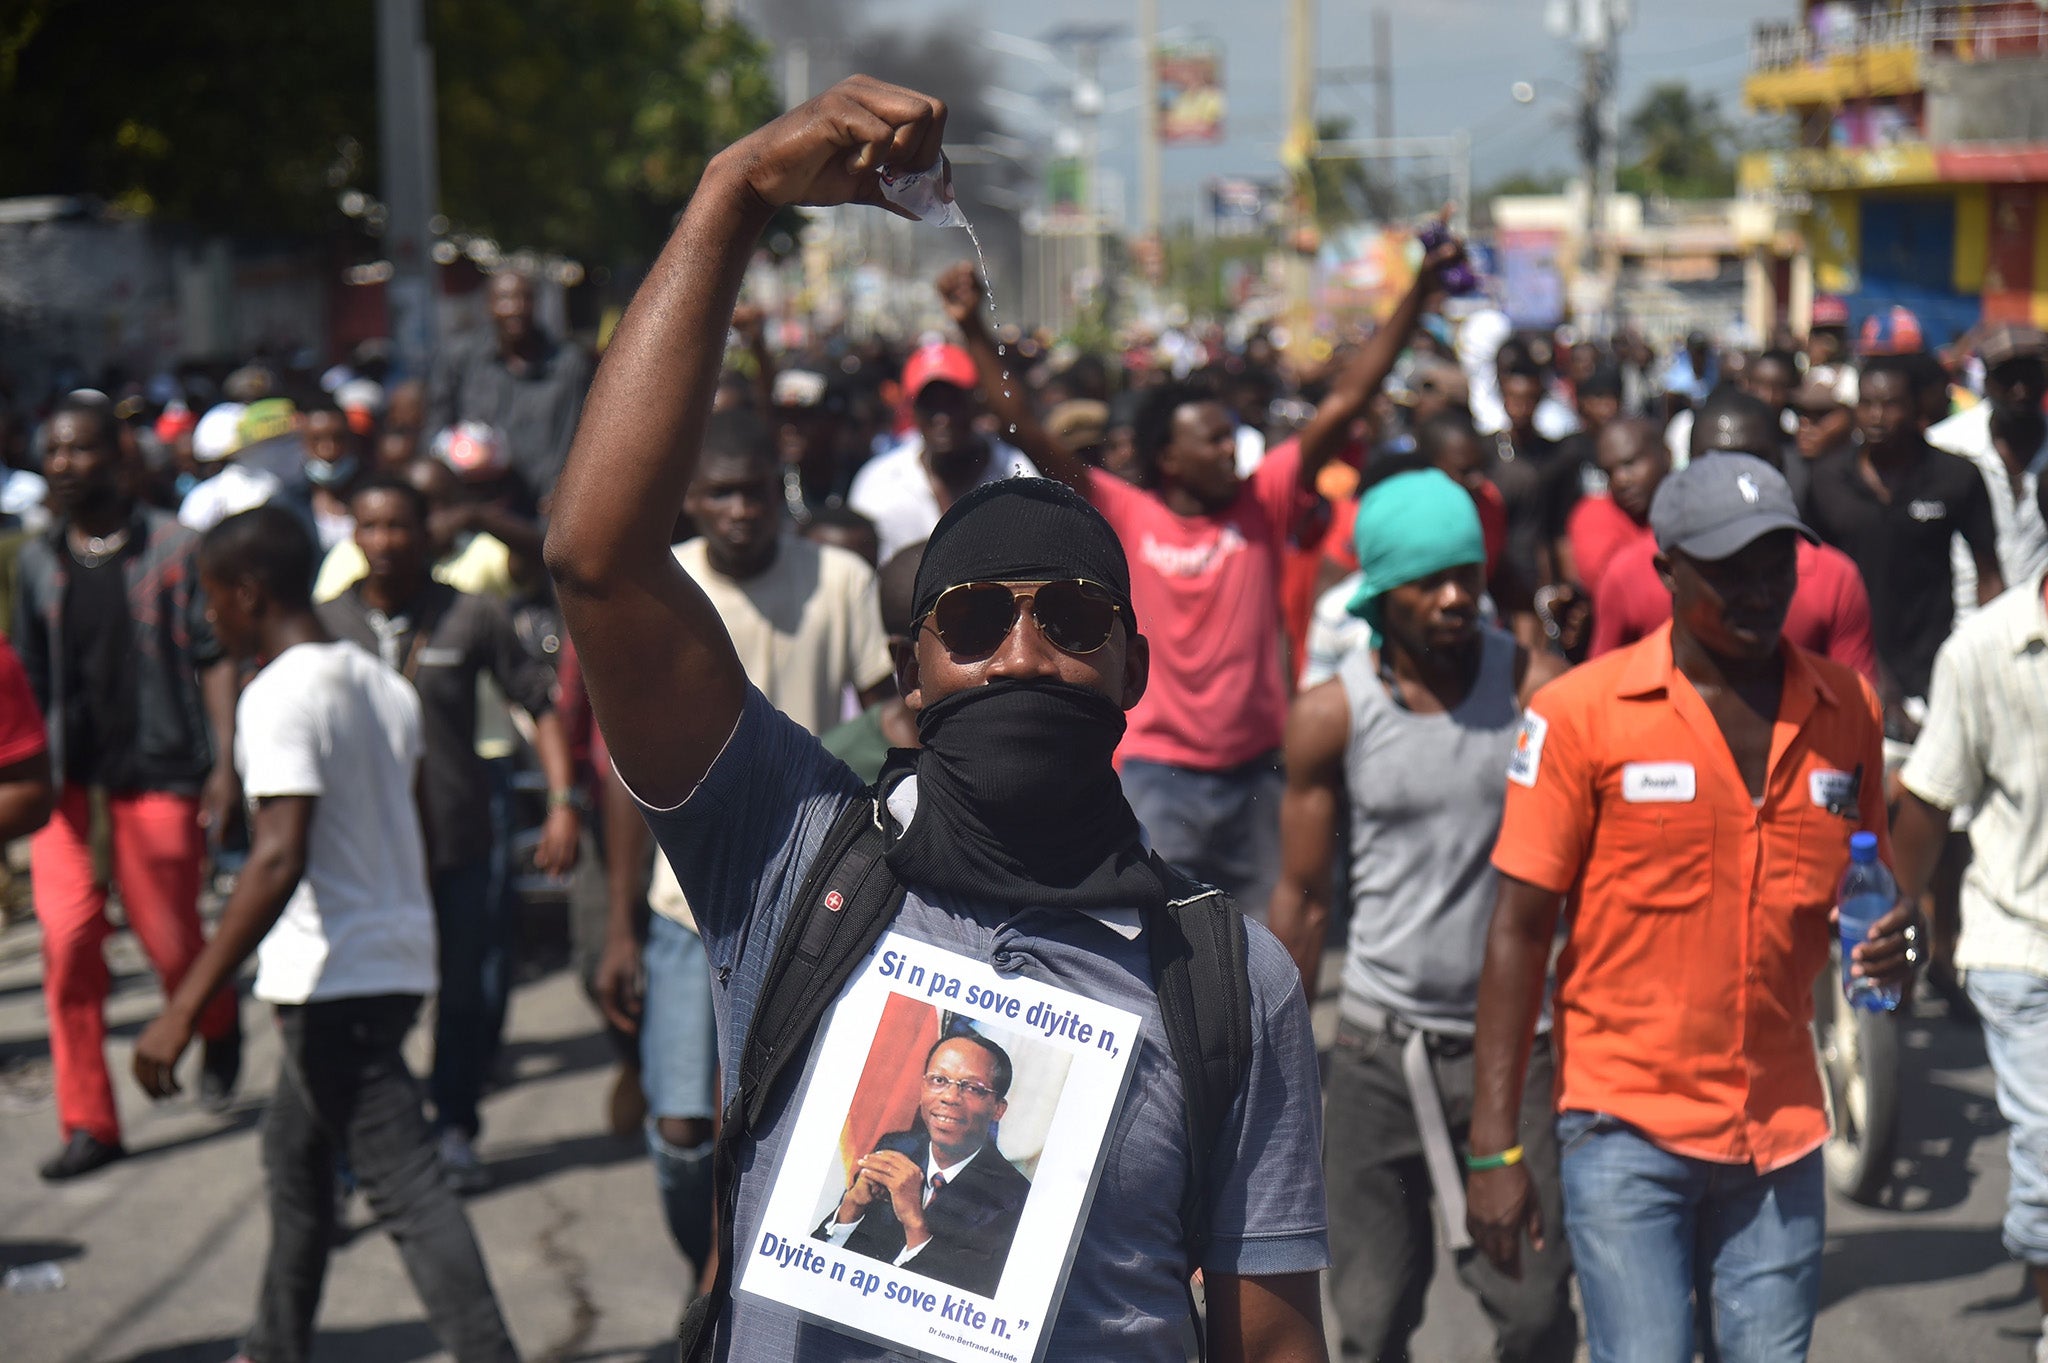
left=1814, top=951, right=1902, bottom=1206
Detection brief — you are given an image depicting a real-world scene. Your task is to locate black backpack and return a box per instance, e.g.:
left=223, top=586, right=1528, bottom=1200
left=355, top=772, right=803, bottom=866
left=677, top=789, right=1255, bottom=1362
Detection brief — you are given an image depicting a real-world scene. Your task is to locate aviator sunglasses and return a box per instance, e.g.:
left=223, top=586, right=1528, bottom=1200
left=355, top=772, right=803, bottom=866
left=918, top=579, right=1123, bottom=659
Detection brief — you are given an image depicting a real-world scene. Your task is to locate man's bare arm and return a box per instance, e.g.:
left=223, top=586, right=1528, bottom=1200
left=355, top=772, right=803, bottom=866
left=1290, top=236, right=1461, bottom=489
left=545, top=79, right=948, bottom=808
left=199, top=658, right=243, bottom=839
left=936, top=262, right=1088, bottom=491
left=1516, top=645, right=1571, bottom=709
left=1206, top=1271, right=1329, bottom=1363
left=594, top=756, right=652, bottom=1034
left=1974, top=550, right=2007, bottom=608
left=1464, top=874, right=1566, bottom=1277
left=0, top=751, right=52, bottom=842
left=1267, top=681, right=1348, bottom=1002
left=133, top=796, right=314, bottom=1097
left=1891, top=788, right=1952, bottom=906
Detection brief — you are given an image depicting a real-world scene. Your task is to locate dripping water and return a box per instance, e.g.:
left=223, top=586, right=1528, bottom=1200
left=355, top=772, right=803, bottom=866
left=962, top=220, right=1018, bottom=436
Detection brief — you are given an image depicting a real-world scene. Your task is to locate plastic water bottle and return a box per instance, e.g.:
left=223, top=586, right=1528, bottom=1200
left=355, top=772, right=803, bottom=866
left=877, top=156, right=967, bottom=228
left=1838, top=831, right=1902, bottom=1013
left=4, top=1261, right=66, bottom=1293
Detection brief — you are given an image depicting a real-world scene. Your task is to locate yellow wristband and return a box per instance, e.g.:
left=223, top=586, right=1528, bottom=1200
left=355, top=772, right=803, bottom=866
left=1464, top=1145, right=1525, bottom=1171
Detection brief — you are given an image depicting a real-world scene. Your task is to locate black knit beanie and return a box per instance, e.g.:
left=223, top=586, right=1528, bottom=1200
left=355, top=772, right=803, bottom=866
left=910, top=477, right=1135, bottom=630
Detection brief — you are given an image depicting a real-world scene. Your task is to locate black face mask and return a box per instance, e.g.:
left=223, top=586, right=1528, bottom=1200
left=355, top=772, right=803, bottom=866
left=880, top=678, right=1164, bottom=914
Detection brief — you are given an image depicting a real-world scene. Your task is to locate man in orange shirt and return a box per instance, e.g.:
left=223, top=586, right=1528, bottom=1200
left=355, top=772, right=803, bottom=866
left=1463, top=454, right=1918, bottom=1362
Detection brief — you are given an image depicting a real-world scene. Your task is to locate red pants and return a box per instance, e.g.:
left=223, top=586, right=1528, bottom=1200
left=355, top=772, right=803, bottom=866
left=32, top=786, right=237, bottom=1144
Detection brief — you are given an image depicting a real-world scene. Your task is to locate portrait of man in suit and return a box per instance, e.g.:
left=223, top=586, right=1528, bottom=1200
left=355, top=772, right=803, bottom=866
left=815, top=1031, right=1032, bottom=1297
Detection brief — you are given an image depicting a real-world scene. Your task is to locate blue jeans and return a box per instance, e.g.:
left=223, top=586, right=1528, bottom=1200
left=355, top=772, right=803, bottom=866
left=1556, top=1111, right=1824, bottom=1363
left=1967, top=969, right=2048, bottom=1264
left=429, top=859, right=512, bottom=1139
left=1120, top=751, right=1284, bottom=922
left=641, top=911, right=718, bottom=1269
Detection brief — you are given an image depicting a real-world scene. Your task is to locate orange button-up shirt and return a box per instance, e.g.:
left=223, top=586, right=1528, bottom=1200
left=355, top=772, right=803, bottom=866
left=1492, top=623, right=1890, bottom=1170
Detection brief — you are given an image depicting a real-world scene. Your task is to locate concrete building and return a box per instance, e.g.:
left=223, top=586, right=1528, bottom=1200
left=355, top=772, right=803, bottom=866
left=1741, top=1, right=2048, bottom=343
left=1488, top=190, right=1795, bottom=346
left=0, top=196, right=575, bottom=403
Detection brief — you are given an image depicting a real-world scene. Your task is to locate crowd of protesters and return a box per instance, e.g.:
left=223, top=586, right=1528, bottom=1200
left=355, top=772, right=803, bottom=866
left=5, top=78, right=2048, bottom=1363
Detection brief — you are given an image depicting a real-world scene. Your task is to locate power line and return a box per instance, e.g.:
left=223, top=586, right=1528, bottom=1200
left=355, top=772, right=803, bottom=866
left=1625, top=34, right=1745, bottom=63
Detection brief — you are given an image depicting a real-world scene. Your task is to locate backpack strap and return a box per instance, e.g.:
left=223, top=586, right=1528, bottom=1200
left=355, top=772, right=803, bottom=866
left=1144, top=859, right=1254, bottom=1360
left=678, top=790, right=906, bottom=1363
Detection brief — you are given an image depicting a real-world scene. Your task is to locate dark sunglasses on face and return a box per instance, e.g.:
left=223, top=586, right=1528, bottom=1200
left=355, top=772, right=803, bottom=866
left=919, top=579, right=1122, bottom=659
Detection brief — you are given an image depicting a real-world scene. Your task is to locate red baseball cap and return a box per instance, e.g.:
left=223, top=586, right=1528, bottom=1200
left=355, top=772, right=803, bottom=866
left=1810, top=295, right=1849, bottom=328
left=154, top=403, right=197, bottom=444
left=902, top=343, right=979, bottom=400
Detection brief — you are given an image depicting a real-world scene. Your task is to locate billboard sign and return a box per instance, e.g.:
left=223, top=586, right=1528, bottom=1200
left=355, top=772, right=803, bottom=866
left=1157, top=43, right=1226, bottom=145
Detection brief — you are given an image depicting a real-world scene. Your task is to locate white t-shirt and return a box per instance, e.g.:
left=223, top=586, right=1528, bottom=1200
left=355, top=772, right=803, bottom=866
left=2, top=468, right=47, bottom=529
left=650, top=536, right=896, bottom=926
left=1234, top=425, right=1267, bottom=478
left=848, top=435, right=1037, bottom=562
left=238, top=641, right=438, bottom=1004
left=1929, top=401, right=2048, bottom=623
left=1302, top=573, right=1372, bottom=690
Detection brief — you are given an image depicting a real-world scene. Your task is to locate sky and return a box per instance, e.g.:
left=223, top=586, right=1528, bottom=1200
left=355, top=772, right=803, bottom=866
left=730, top=0, right=1796, bottom=225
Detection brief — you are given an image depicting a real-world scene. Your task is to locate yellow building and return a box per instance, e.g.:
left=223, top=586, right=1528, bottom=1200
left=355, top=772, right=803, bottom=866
left=1741, top=1, right=2048, bottom=342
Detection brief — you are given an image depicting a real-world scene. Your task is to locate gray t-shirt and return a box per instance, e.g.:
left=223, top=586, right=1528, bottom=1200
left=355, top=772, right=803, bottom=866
left=1339, top=627, right=1522, bottom=1036
left=641, top=688, right=1328, bottom=1362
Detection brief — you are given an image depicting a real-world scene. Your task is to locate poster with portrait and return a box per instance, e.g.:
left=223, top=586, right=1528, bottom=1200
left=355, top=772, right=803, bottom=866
left=737, top=931, right=1143, bottom=1363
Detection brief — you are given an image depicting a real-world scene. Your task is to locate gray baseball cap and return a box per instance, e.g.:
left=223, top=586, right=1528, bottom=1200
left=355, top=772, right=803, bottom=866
left=1649, top=452, right=1817, bottom=561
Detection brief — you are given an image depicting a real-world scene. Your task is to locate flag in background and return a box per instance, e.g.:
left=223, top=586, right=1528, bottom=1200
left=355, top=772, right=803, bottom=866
left=837, top=993, right=942, bottom=1186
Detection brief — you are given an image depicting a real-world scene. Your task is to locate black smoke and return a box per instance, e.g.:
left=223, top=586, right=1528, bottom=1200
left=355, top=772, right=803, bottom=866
left=745, top=2, right=1028, bottom=316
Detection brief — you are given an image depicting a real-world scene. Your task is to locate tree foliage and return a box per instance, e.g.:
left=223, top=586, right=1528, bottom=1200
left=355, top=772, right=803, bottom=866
left=1484, top=170, right=1571, bottom=199
left=1618, top=81, right=1736, bottom=200
left=431, top=0, right=781, bottom=264
left=0, top=0, right=783, bottom=265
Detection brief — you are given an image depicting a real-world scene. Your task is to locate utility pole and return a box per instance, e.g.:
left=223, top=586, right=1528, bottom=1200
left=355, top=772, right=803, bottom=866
left=1373, top=9, right=1393, bottom=141
left=1316, top=10, right=1396, bottom=219
left=1138, top=0, right=1161, bottom=238
left=1552, top=0, right=1627, bottom=329
left=1073, top=36, right=1107, bottom=289
left=1289, top=0, right=1316, bottom=154
left=376, top=0, right=439, bottom=381
left=1320, top=12, right=1393, bottom=140
left=1287, top=0, right=1317, bottom=319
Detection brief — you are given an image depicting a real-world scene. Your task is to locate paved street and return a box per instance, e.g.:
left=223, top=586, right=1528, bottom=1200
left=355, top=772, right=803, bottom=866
left=2, top=905, right=2042, bottom=1362
left=1, top=907, right=686, bottom=1363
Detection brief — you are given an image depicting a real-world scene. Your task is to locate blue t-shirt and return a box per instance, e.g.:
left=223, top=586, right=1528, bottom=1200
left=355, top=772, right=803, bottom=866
left=641, top=687, right=1328, bottom=1361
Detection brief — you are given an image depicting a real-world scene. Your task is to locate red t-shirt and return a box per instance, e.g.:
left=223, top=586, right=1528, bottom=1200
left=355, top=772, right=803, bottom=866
left=1589, top=536, right=1880, bottom=683
left=1565, top=494, right=1651, bottom=594
left=1280, top=524, right=1329, bottom=691
left=1087, top=443, right=1306, bottom=770
left=0, top=636, right=47, bottom=767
